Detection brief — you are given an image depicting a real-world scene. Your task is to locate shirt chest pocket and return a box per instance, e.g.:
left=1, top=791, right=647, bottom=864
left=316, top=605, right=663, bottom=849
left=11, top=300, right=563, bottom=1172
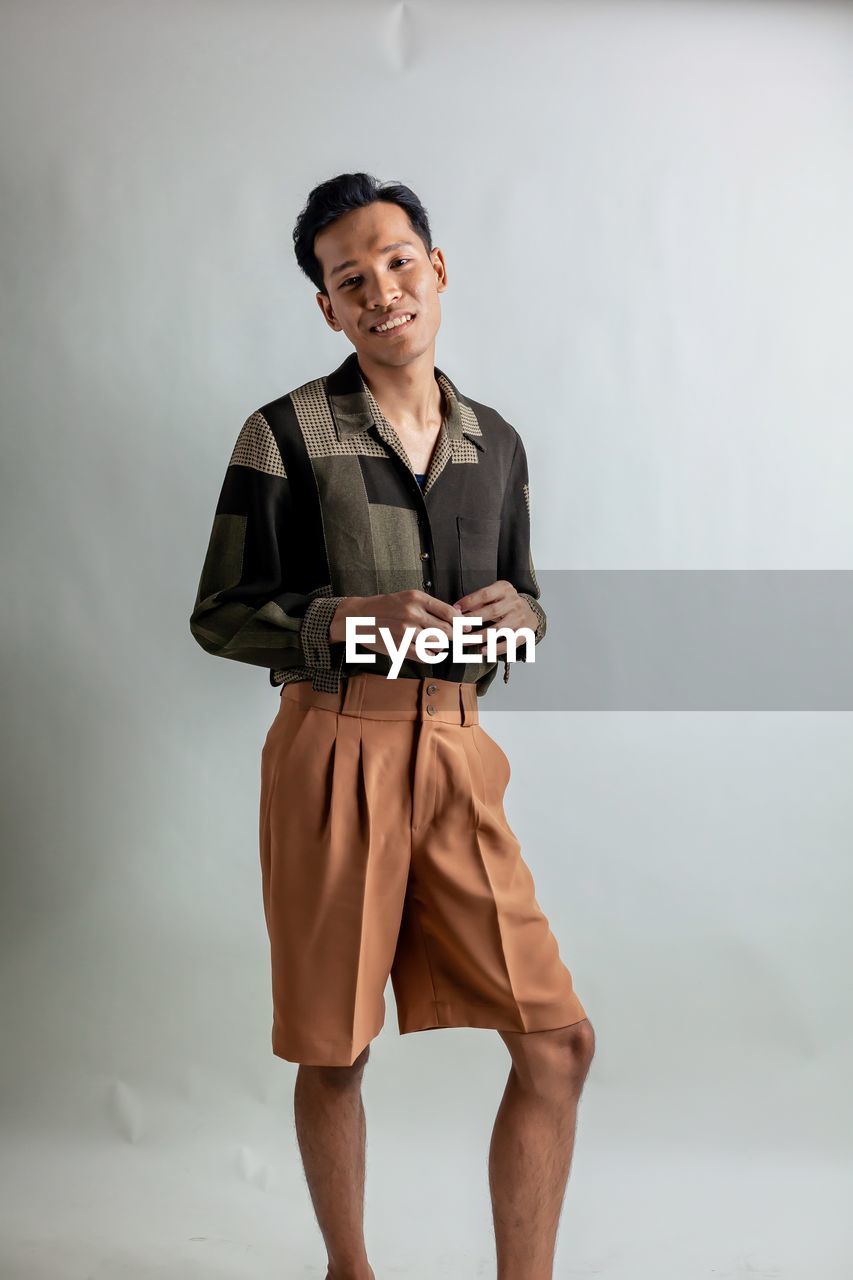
left=457, top=516, right=501, bottom=596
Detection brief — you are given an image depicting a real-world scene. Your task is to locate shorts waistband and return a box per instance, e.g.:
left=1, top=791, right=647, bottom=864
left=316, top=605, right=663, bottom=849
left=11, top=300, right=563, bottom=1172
left=281, top=674, right=479, bottom=725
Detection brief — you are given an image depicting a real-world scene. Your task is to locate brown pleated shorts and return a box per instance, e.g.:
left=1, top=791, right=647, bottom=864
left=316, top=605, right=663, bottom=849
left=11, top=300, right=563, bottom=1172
left=258, top=673, right=587, bottom=1066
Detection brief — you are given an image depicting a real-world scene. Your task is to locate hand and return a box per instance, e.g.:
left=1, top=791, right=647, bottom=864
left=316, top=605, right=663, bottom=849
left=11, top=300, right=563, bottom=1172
left=330, top=591, right=462, bottom=661
left=453, top=580, right=539, bottom=658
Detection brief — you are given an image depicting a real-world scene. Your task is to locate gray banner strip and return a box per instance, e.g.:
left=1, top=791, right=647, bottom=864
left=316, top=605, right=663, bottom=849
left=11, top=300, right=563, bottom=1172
left=483, top=571, right=853, bottom=710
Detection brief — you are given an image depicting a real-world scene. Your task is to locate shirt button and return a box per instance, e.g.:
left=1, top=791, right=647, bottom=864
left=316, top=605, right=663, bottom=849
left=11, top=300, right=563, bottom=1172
left=426, top=683, right=438, bottom=695
left=423, top=579, right=432, bottom=589
left=426, top=704, right=436, bottom=715
left=420, top=551, right=429, bottom=560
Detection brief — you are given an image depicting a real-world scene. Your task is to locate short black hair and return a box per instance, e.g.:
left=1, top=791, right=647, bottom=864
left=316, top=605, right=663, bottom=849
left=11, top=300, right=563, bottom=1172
left=292, top=171, right=433, bottom=295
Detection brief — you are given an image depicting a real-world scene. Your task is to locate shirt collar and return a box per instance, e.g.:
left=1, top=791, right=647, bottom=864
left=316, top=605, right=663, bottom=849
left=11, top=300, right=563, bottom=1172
left=326, top=350, right=486, bottom=452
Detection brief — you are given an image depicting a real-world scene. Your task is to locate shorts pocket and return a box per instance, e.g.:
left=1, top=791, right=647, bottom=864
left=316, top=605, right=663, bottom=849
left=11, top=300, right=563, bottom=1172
left=473, top=723, right=512, bottom=804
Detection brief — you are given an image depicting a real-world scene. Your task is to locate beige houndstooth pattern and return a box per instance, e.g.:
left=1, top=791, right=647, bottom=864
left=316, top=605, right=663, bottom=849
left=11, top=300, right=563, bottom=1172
left=290, top=379, right=388, bottom=460
left=229, top=412, right=286, bottom=477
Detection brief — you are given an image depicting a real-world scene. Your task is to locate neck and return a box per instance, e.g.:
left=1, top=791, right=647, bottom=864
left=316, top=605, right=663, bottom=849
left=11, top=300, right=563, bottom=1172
left=355, top=344, right=443, bottom=433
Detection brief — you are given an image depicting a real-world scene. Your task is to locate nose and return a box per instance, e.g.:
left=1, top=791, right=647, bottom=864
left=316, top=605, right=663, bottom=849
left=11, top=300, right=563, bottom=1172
left=365, top=271, right=402, bottom=311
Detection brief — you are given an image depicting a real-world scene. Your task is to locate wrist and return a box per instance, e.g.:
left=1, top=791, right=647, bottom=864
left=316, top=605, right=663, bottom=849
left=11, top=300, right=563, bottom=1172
left=329, top=596, right=369, bottom=644
left=519, top=594, right=546, bottom=643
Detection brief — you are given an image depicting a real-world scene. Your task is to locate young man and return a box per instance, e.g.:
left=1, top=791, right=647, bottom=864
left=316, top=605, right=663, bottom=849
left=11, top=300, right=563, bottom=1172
left=190, top=173, right=595, bottom=1280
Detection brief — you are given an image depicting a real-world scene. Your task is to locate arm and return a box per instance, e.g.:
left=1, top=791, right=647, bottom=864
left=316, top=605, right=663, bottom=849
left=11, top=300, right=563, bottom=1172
left=497, top=432, right=547, bottom=660
left=189, top=410, right=345, bottom=680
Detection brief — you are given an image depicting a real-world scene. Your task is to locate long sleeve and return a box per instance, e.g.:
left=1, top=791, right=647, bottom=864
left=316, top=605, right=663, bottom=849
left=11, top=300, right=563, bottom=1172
left=497, top=433, right=547, bottom=671
left=189, top=410, right=344, bottom=679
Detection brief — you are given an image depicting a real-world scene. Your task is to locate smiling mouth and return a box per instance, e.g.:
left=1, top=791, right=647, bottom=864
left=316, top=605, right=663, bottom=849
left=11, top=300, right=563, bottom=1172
left=370, top=314, right=416, bottom=335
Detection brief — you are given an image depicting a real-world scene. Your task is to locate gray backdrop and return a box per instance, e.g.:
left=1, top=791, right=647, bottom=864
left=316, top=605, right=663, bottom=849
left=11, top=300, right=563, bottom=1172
left=2, top=1, right=851, bottom=1277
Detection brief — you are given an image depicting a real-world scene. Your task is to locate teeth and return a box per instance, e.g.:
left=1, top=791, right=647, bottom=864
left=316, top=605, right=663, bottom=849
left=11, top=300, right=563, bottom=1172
left=373, top=314, right=413, bottom=332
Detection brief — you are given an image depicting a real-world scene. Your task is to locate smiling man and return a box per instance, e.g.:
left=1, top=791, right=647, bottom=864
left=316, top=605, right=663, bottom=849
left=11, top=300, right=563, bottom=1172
left=189, top=173, right=594, bottom=1280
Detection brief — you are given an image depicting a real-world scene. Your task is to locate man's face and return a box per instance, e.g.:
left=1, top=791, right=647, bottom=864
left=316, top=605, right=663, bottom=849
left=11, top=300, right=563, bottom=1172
left=313, top=200, right=447, bottom=368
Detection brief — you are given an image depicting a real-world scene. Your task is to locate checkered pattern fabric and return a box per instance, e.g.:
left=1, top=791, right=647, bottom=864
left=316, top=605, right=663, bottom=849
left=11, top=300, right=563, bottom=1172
left=190, top=351, right=546, bottom=696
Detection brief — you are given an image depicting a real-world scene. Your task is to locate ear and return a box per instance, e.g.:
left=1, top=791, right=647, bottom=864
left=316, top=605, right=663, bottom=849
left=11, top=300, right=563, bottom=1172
left=316, top=291, right=342, bottom=331
left=430, top=247, right=448, bottom=293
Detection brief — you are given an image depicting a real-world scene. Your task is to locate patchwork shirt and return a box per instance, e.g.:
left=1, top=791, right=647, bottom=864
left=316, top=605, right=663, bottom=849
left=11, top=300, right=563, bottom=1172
left=189, top=350, right=547, bottom=697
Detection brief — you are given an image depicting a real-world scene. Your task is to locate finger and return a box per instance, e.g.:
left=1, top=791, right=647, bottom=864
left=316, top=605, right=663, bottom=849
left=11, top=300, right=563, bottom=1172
left=454, top=581, right=512, bottom=613
left=420, top=595, right=464, bottom=624
left=418, top=617, right=458, bottom=643
left=454, top=588, right=495, bottom=614
left=481, top=605, right=515, bottom=629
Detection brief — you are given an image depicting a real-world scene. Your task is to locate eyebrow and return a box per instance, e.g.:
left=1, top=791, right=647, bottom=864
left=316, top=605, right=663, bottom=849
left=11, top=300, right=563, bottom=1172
left=329, top=241, right=417, bottom=279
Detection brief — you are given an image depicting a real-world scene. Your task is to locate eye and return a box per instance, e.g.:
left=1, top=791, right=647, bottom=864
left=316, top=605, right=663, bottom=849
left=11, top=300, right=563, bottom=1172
left=340, top=259, right=411, bottom=289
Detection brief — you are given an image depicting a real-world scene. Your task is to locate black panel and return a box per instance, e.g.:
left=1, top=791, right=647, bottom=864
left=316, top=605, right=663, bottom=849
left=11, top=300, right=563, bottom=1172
left=358, top=453, right=416, bottom=508
left=258, top=393, right=330, bottom=592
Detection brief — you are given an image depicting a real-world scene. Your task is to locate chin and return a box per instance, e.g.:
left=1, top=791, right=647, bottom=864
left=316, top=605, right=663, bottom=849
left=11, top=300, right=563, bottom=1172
left=354, top=340, right=427, bottom=367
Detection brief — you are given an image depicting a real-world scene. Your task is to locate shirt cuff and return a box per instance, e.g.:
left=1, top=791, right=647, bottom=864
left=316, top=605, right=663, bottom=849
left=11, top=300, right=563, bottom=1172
left=301, top=595, right=346, bottom=670
left=518, top=593, right=546, bottom=655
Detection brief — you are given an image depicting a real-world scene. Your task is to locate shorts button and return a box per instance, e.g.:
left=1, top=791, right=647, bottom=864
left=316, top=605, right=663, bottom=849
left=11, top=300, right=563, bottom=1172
left=426, top=683, right=438, bottom=695
left=426, top=704, right=436, bottom=715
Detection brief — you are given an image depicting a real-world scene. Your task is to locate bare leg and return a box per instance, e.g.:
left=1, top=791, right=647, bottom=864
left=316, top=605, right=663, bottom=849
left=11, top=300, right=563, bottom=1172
left=293, top=1044, right=375, bottom=1280
left=489, top=1018, right=596, bottom=1280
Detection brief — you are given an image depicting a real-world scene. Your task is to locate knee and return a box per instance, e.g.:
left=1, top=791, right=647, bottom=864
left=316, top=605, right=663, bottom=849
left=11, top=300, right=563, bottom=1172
left=299, top=1044, right=370, bottom=1088
left=512, top=1019, right=596, bottom=1097
left=569, top=1018, right=596, bottom=1074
